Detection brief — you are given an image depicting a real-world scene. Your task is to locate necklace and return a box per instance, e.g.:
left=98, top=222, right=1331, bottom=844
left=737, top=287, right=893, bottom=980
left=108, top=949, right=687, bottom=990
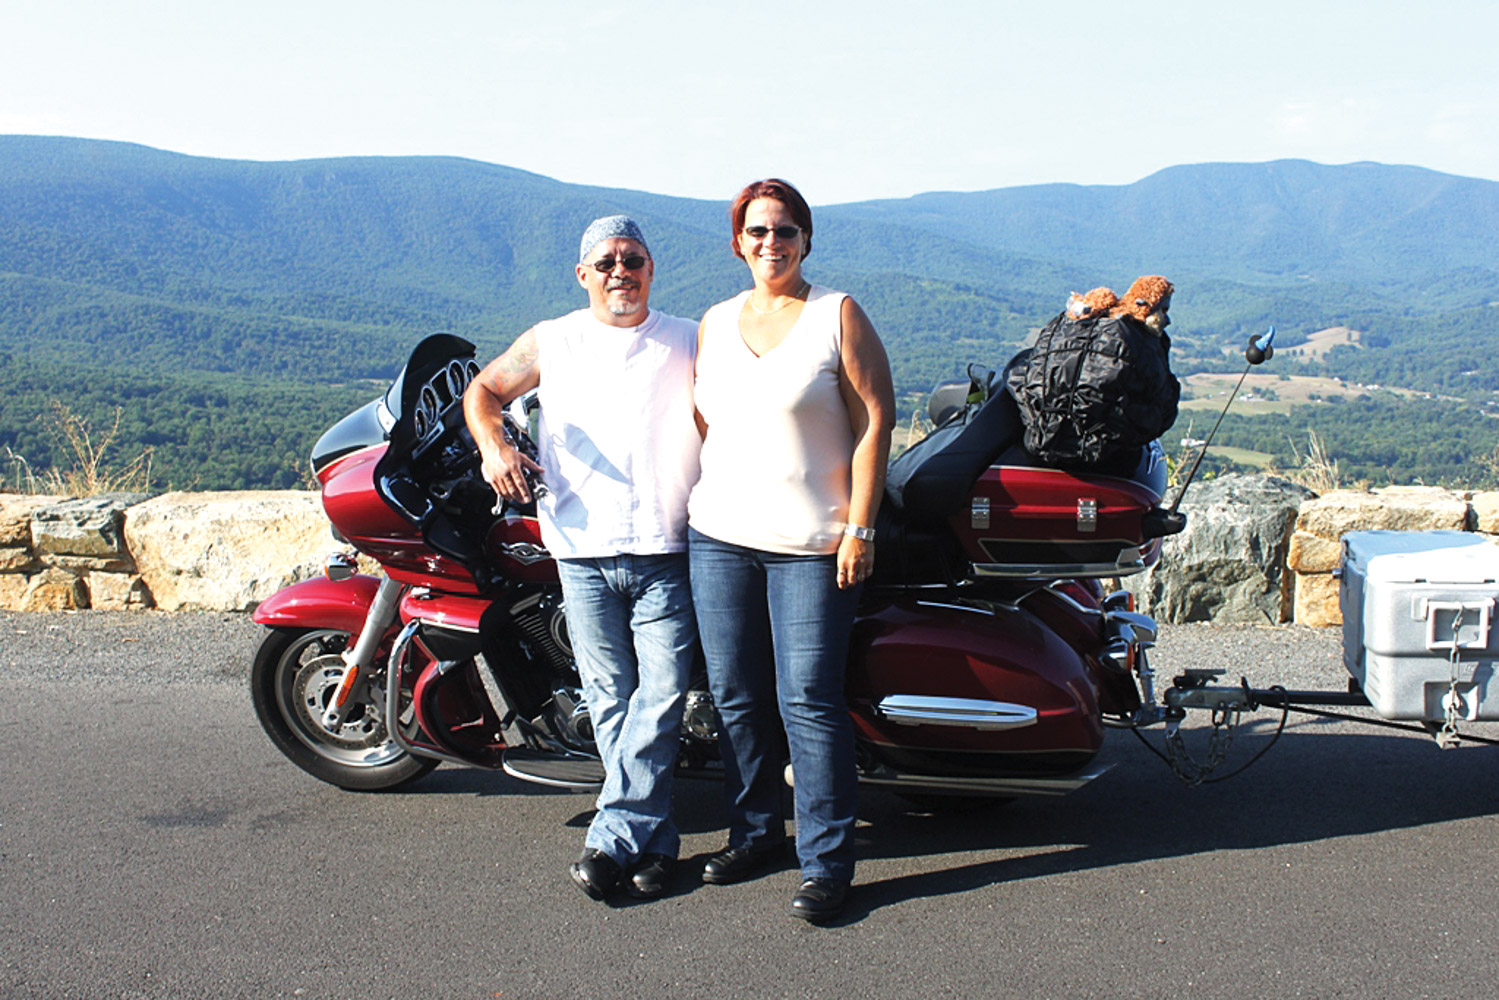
left=747, top=281, right=810, bottom=315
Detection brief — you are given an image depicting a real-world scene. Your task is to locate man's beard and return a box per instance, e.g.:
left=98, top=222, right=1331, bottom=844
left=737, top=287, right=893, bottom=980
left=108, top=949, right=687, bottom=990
left=606, top=291, right=644, bottom=317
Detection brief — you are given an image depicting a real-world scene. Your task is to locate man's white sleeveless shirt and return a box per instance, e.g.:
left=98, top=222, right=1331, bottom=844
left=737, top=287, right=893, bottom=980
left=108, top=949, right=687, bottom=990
left=533, top=307, right=700, bottom=560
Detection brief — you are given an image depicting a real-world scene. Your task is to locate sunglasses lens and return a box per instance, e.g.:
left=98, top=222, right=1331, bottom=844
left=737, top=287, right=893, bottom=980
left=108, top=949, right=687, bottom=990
left=592, top=255, right=646, bottom=272
left=743, top=226, right=799, bottom=239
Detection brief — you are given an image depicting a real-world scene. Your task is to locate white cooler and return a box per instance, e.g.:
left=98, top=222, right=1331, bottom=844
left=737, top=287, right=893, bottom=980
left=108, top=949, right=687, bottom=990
left=1341, top=530, right=1499, bottom=721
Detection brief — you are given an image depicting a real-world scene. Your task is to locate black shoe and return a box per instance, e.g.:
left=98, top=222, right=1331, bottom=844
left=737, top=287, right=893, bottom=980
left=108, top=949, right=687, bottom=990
left=569, top=848, right=623, bottom=901
left=701, top=841, right=785, bottom=885
left=790, top=878, right=849, bottom=923
left=626, top=853, right=674, bottom=899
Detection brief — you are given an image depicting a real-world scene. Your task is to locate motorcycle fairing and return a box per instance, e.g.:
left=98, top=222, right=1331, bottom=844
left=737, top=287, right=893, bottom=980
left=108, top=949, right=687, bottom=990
left=399, top=590, right=490, bottom=634
left=372, top=334, right=500, bottom=589
left=411, top=654, right=506, bottom=766
left=321, top=443, right=487, bottom=590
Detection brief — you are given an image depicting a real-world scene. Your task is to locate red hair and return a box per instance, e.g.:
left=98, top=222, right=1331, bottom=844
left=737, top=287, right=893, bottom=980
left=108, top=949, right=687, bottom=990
left=728, top=178, right=813, bottom=260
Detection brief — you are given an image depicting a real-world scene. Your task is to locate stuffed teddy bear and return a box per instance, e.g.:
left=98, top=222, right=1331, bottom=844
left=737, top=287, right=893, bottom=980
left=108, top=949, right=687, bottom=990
left=1064, top=286, right=1119, bottom=319
left=1111, top=275, right=1173, bottom=332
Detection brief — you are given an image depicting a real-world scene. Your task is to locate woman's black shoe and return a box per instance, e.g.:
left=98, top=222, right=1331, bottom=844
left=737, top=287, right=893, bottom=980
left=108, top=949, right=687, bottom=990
left=789, top=878, right=849, bottom=923
left=701, top=841, right=785, bottom=884
left=626, top=854, right=674, bottom=899
left=569, top=848, right=623, bottom=901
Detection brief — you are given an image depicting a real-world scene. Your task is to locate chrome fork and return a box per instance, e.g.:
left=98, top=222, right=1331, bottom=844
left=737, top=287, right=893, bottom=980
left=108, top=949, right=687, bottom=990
left=319, top=575, right=405, bottom=731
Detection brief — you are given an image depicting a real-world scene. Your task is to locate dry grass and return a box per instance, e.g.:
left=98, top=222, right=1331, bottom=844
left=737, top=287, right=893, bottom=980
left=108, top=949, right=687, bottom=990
left=0, top=403, right=154, bottom=496
left=1274, top=429, right=1342, bottom=493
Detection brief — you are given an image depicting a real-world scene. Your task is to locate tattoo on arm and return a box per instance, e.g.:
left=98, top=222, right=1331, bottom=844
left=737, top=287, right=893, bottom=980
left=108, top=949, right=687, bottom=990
left=497, top=338, right=538, bottom=376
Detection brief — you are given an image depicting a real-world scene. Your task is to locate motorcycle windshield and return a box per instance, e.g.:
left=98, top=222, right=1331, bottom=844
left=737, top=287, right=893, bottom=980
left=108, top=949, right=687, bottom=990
left=310, top=398, right=386, bottom=475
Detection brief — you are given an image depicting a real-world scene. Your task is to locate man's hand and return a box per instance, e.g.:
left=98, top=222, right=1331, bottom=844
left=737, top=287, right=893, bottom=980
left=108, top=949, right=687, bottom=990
left=481, top=439, right=544, bottom=505
left=464, top=328, right=543, bottom=505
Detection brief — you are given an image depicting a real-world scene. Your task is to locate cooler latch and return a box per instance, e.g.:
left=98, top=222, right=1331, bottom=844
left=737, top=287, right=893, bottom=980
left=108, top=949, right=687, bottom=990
left=1418, top=598, right=1494, bottom=652
left=1077, top=498, right=1098, bottom=534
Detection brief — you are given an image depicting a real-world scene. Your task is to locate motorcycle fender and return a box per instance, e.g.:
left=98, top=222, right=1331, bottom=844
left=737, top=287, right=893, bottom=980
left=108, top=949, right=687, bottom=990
left=252, top=574, right=384, bottom=632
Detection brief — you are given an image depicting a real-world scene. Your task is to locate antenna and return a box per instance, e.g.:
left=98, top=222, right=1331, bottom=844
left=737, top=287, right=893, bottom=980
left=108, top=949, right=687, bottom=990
left=1168, top=326, right=1276, bottom=515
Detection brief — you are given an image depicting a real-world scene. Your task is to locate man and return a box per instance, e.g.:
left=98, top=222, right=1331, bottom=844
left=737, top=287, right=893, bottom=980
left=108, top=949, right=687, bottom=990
left=462, top=216, right=700, bottom=901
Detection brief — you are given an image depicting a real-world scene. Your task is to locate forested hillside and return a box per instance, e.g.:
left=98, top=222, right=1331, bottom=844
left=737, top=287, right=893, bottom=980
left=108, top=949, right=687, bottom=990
left=2, top=137, right=1497, bottom=489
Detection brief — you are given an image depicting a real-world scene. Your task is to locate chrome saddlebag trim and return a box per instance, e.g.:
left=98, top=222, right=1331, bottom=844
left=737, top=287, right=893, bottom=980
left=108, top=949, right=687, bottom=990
left=859, top=762, right=1114, bottom=797
left=971, top=550, right=1146, bottom=579
left=876, top=695, right=1038, bottom=731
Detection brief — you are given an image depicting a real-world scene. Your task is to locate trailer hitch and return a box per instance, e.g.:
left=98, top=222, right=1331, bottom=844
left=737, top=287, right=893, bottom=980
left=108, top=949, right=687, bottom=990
left=1142, top=670, right=1499, bottom=784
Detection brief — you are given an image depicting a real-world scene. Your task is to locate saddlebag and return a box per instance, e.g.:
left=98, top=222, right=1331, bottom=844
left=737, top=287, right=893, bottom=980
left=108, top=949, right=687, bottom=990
left=946, top=444, right=1168, bottom=579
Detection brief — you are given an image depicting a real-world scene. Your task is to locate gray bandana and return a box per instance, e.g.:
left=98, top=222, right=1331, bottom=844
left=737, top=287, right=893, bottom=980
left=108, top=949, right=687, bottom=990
left=579, top=215, right=650, bottom=262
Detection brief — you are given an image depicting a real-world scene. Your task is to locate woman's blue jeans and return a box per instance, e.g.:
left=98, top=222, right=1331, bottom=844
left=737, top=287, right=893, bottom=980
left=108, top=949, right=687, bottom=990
left=556, top=553, right=697, bottom=864
left=688, top=528, right=860, bottom=882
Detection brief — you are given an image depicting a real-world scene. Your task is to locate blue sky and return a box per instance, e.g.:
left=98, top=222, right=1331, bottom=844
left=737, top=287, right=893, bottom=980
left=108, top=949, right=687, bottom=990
left=4, top=0, right=1495, bottom=204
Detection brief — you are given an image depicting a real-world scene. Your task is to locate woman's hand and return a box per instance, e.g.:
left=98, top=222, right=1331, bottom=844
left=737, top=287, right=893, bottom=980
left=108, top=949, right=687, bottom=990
left=837, top=534, right=874, bottom=590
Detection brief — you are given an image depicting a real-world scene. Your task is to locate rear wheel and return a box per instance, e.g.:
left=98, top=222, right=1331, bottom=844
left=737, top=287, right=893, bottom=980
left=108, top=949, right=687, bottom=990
left=251, top=627, right=438, bottom=791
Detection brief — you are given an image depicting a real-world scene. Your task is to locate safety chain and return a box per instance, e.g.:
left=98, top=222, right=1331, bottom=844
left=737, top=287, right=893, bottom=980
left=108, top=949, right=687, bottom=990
left=1162, top=702, right=1243, bottom=786
left=1436, top=604, right=1466, bottom=750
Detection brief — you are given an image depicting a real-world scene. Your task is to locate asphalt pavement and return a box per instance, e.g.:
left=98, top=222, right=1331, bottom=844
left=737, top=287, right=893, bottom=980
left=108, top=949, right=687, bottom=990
left=4, top=611, right=1499, bottom=999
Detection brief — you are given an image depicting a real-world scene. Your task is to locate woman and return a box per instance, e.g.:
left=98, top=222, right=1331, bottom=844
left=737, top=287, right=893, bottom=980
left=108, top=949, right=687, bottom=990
left=688, top=178, right=895, bottom=923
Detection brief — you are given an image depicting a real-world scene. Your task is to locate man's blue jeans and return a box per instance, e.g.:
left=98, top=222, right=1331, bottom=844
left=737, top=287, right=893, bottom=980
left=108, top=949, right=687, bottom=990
left=688, top=528, right=860, bottom=882
left=555, top=553, right=696, bottom=864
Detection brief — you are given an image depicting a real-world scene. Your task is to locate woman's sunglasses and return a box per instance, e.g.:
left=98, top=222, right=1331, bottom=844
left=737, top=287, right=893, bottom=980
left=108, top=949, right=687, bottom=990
left=742, top=225, right=802, bottom=240
left=588, top=255, right=648, bottom=273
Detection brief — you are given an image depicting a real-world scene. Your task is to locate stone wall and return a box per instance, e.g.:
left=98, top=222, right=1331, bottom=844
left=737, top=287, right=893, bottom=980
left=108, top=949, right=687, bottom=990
left=1287, top=486, right=1494, bottom=626
left=0, top=490, right=336, bottom=612
left=3, top=482, right=1498, bottom=622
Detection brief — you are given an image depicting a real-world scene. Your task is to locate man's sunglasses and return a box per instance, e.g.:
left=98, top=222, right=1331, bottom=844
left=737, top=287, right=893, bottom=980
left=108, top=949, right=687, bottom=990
left=588, top=255, right=648, bottom=273
left=742, top=225, right=802, bottom=240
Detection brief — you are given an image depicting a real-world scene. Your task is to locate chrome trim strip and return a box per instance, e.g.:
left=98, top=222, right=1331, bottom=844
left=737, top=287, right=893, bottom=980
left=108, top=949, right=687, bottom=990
left=972, top=554, right=1146, bottom=579
left=914, top=600, right=997, bottom=616
left=859, top=761, right=1115, bottom=797
left=410, top=616, right=481, bottom=634
left=877, top=695, right=1038, bottom=730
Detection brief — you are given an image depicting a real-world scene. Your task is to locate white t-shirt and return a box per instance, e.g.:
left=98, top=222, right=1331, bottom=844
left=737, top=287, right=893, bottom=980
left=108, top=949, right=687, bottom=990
left=689, top=285, right=853, bottom=555
left=534, top=307, right=700, bottom=560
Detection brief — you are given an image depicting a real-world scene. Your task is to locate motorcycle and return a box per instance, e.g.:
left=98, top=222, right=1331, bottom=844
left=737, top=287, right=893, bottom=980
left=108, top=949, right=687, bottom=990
left=251, top=333, right=1188, bottom=800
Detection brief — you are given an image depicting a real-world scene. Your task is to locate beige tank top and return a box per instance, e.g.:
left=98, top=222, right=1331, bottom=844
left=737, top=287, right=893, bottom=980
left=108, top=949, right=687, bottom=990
left=689, top=285, right=853, bottom=555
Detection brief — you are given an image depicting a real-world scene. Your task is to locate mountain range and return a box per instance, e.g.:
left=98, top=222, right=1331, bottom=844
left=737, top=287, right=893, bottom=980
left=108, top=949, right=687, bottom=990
left=1, top=136, right=1496, bottom=488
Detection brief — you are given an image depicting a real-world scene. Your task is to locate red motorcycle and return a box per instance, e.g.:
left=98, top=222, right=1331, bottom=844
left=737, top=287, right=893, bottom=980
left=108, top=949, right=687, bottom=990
left=251, top=334, right=1181, bottom=799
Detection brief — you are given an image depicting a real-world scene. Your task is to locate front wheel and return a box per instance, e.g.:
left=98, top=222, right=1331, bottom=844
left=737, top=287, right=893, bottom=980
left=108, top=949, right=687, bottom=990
left=251, top=627, right=438, bottom=791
